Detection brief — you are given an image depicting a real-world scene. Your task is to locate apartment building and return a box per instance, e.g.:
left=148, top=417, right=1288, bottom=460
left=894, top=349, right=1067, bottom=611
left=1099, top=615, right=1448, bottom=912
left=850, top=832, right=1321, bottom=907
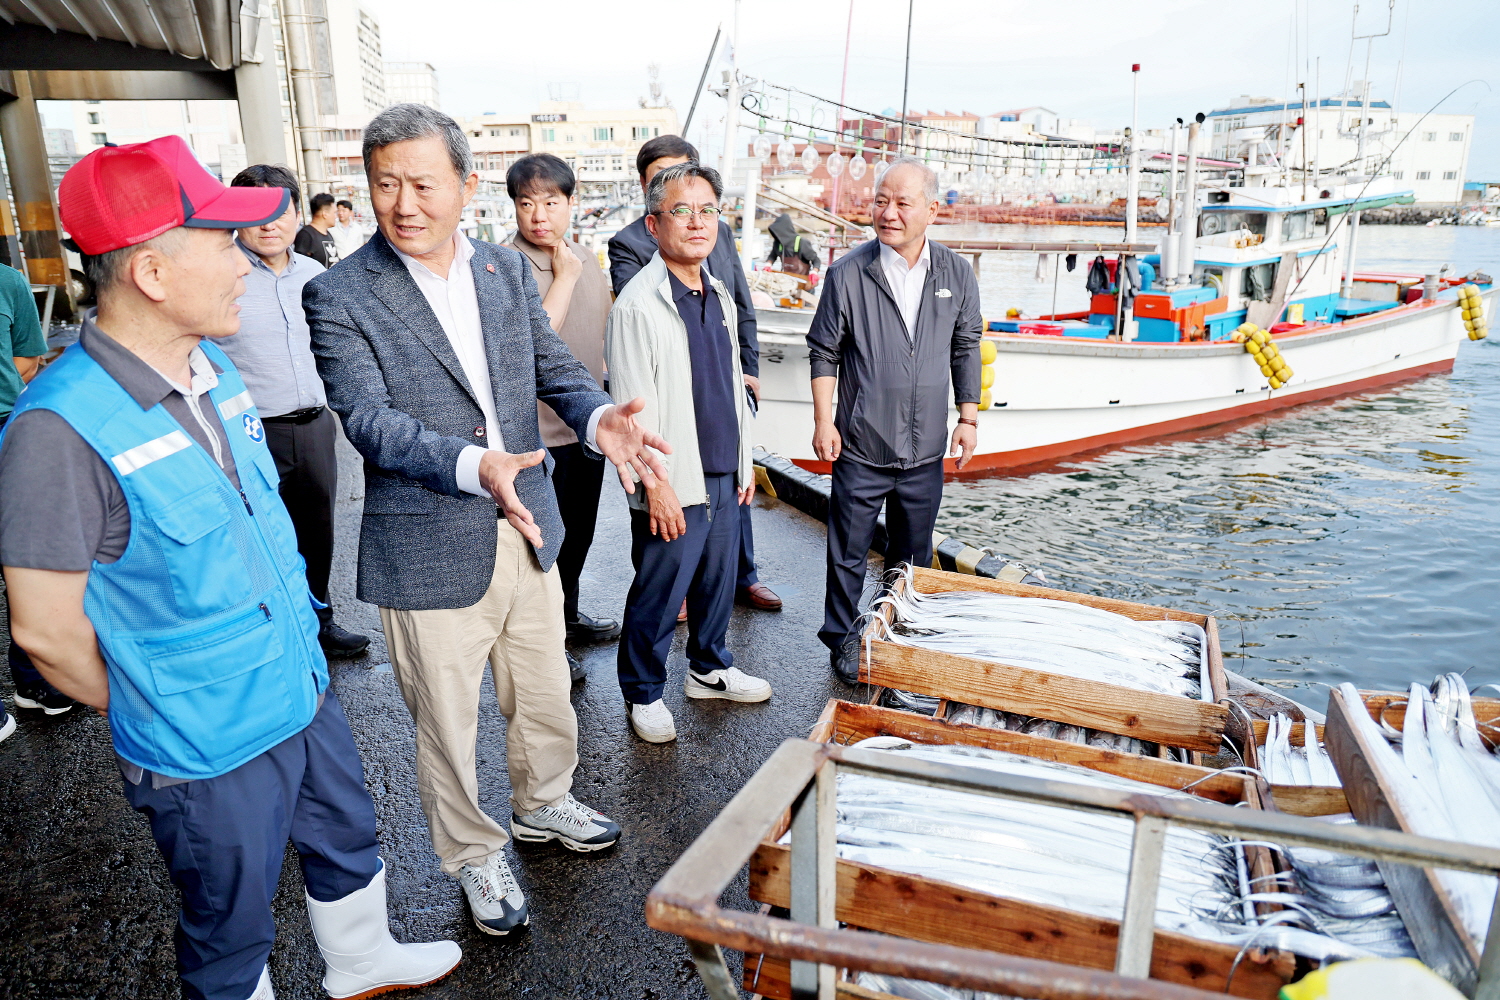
left=527, top=101, right=679, bottom=206
left=385, top=62, right=441, bottom=110
left=69, top=100, right=245, bottom=177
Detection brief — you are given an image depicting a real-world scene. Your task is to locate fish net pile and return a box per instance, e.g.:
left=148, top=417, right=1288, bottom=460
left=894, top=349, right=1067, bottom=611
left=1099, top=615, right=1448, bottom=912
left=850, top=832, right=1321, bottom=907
left=809, top=739, right=1400, bottom=970
left=869, top=576, right=1206, bottom=700
left=1336, top=676, right=1500, bottom=948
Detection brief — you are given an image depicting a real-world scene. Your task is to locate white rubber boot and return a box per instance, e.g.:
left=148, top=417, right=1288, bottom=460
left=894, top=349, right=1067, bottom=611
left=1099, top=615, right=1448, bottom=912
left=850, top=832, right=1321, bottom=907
left=304, top=861, right=462, bottom=1000
left=247, top=964, right=275, bottom=1000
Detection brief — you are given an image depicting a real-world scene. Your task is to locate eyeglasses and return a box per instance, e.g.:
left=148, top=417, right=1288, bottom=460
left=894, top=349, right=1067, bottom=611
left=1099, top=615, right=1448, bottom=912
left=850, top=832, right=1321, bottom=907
left=657, top=206, right=722, bottom=221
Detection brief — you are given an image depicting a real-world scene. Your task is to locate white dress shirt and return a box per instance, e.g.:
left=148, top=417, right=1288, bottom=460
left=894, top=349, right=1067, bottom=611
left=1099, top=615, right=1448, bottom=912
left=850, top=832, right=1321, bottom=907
left=879, top=238, right=932, bottom=337
left=393, top=232, right=607, bottom=498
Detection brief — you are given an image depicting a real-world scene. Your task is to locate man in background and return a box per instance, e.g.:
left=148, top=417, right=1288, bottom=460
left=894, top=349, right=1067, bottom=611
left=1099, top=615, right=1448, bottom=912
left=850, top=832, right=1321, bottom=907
left=331, top=198, right=367, bottom=261
left=607, top=162, right=771, bottom=744
left=295, top=191, right=339, bottom=267
left=806, top=157, right=982, bottom=683
left=504, top=154, right=620, bottom=667
left=608, top=135, right=782, bottom=617
left=224, top=163, right=369, bottom=657
left=0, top=261, right=69, bottom=721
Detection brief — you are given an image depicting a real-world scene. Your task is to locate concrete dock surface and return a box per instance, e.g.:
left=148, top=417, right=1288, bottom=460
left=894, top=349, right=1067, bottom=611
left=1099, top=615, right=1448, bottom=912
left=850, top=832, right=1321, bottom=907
left=0, top=437, right=865, bottom=1000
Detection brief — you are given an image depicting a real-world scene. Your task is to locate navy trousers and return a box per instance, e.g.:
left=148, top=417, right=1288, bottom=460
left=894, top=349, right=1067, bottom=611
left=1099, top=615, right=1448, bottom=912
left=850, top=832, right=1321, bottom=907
left=123, top=693, right=381, bottom=1000
left=737, top=504, right=759, bottom=589
left=549, top=442, right=606, bottom=624
left=819, top=457, right=945, bottom=650
left=617, top=473, right=740, bottom=705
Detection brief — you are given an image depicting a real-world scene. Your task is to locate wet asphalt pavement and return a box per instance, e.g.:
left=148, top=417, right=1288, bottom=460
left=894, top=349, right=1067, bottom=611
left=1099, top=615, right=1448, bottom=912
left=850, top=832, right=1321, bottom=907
left=0, top=436, right=868, bottom=1000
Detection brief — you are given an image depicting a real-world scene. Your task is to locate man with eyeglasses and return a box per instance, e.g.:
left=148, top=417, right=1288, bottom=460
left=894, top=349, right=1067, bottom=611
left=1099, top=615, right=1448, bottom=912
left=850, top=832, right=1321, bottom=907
left=605, top=162, right=772, bottom=744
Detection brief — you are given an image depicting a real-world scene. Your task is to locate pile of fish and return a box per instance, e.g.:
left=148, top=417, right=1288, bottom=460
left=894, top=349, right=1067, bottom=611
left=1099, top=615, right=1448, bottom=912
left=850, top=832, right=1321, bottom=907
left=870, top=576, right=1205, bottom=699
left=1337, top=677, right=1500, bottom=947
left=1260, top=714, right=1341, bottom=786
left=816, top=738, right=1388, bottom=965
left=877, top=689, right=1158, bottom=758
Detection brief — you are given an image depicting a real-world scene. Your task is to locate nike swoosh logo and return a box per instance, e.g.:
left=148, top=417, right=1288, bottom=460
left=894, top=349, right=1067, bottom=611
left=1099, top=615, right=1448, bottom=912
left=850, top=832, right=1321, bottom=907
left=691, top=674, right=728, bottom=691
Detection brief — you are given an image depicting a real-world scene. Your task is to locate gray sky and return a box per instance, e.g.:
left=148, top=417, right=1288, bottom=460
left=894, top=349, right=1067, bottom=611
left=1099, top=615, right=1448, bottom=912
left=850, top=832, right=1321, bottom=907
left=371, top=0, right=1499, bottom=178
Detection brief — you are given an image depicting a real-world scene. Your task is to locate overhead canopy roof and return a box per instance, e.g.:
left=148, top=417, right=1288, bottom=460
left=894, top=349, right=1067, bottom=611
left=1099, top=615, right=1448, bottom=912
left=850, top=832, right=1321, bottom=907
left=0, top=0, right=239, bottom=69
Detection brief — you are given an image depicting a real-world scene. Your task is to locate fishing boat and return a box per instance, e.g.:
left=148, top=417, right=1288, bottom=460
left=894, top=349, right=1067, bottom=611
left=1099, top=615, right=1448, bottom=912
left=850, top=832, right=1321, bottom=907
left=750, top=174, right=1495, bottom=474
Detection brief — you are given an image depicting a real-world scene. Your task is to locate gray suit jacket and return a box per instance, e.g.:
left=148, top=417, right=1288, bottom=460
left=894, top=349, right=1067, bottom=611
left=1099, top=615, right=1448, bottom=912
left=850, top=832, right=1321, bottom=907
left=305, top=232, right=610, bottom=610
left=806, top=238, right=983, bottom=469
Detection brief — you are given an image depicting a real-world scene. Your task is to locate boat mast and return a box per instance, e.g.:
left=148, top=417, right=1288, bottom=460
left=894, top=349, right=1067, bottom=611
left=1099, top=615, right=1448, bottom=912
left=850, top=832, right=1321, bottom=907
left=898, top=0, right=914, bottom=154
left=1177, top=115, right=1201, bottom=288
left=1124, top=64, right=1140, bottom=247
left=720, top=0, right=741, bottom=183
left=1161, top=120, right=1180, bottom=288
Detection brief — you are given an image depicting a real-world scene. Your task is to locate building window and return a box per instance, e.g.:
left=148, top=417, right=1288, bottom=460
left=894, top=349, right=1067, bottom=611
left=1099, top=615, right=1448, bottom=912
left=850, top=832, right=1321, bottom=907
left=1450, top=132, right=1465, bottom=141
left=1391, top=171, right=1403, bottom=180
left=85, top=100, right=101, bottom=105
left=91, top=132, right=107, bottom=145
left=592, top=127, right=614, bottom=141
left=654, top=127, right=660, bottom=137
left=1423, top=132, right=1437, bottom=141
left=87, top=112, right=100, bottom=124
left=542, top=128, right=556, bottom=143
left=1416, top=170, right=1431, bottom=180
left=510, top=128, right=521, bottom=136
left=1444, top=171, right=1458, bottom=180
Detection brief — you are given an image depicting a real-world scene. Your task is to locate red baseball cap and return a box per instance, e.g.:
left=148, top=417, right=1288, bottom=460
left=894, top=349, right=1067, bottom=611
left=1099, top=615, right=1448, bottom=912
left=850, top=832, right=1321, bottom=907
left=60, top=135, right=291, bottom=255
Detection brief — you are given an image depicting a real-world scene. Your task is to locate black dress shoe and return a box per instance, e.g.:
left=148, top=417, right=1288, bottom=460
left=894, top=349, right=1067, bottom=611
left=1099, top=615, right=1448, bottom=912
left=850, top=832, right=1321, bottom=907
left=567, top=651, right=586, bottom=683
left=831, top=639, right=861, bottom=684
left=316, top=608, right=370, bottom=657
left=566, top=612, right=621, bottom=643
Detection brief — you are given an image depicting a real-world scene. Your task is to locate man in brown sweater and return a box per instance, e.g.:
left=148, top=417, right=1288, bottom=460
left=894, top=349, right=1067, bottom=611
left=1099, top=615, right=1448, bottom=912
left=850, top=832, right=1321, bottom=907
left=504, top=155, right=619, bottom=674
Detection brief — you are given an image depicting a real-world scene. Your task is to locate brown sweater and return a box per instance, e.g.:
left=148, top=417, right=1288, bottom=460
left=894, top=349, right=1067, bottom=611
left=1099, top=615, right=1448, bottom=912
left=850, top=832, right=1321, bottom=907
left=506, top=233, right=611, bottom=447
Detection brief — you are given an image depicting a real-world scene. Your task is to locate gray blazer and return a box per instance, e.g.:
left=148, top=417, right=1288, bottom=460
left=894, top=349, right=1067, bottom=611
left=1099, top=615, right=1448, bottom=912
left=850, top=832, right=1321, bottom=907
left=806, top=238, right=983, bottom=469
left=305, top=232, right=610, bottom=611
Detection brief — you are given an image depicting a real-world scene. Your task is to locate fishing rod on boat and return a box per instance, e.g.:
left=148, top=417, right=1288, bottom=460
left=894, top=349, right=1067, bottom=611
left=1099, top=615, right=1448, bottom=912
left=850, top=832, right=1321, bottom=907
left=681, top=22, right=721, bottom=134
left=1271, top=79, right=1492, bottom=320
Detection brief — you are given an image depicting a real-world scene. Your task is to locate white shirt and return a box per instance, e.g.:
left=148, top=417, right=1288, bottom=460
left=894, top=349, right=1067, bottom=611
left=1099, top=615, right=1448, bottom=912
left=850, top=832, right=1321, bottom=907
left=330, top=220, right=365, bottom=261
left=393, top=232, right=607, bottom=498
left=879, top=238, right=932, bottom=337
left=154, top=346, right=226, bottom=470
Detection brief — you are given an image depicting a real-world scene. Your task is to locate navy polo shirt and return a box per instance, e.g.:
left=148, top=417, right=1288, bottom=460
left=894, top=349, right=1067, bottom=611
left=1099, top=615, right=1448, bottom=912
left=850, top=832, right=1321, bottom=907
left=668, top=269, right=738, bottom=475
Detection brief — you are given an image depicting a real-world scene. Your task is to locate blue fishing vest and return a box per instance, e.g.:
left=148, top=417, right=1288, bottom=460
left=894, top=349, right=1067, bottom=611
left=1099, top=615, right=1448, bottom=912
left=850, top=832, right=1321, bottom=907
left=5, top=339, right=326, bottom=780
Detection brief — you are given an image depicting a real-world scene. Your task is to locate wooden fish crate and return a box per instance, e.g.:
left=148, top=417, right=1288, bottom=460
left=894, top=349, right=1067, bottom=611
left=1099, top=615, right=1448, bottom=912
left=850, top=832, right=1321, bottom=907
left=742, top=698, right=1297, bottom=1000
left=1324, top=687, right=1500, bottom=995
left=860, top=566, right=1231, bottom=756
left=1243, top=690, right=1500, bottom=818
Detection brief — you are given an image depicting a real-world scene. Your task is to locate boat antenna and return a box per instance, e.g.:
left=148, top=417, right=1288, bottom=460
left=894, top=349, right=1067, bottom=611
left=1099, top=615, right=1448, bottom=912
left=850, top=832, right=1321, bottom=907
left=682, top=23, right=722, bottom=135
left=898, top=0, right=914, bottom=154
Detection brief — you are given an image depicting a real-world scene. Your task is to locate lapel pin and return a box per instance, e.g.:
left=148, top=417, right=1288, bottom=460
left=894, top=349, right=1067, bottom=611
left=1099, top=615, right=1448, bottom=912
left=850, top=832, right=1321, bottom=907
left=486, top=263, right=495, bottom=273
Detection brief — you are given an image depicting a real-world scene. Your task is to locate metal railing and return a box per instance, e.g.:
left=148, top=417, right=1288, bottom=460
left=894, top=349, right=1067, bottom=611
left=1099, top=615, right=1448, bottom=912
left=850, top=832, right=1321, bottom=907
left=645, top=739, right=1500, bottom=1000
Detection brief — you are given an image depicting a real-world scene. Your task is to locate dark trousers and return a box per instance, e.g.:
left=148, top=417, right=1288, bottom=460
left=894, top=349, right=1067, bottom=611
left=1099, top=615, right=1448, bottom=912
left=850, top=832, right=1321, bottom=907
left=737, top=504, right=759, bottom=589
left=263, top=408, right=338, bottom=605
left=123, top=693, right=381, bottom=1000
left=819, top=457, right=945, bottom=650
left=8, top=642, right=41, bottom=688
left=549, top=442, right=605, bottom=623
left=617, top=473, right=739, bottom=705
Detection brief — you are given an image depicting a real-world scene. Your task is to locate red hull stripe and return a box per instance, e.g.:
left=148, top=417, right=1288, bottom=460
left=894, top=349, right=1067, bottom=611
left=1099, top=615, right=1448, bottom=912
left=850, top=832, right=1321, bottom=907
left=789, top=357, right=1457, bottom=476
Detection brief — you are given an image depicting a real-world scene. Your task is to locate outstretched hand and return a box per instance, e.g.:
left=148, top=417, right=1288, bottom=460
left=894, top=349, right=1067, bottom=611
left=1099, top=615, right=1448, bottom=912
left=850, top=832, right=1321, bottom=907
left=594, top=398, right=672, bottom=494
left=478, top=449, right=546, bottom=547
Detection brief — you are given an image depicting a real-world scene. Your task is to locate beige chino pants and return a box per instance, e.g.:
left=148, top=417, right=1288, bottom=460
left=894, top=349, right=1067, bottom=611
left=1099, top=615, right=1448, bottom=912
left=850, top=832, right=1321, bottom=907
left=380, top=522, right=579, bottom=875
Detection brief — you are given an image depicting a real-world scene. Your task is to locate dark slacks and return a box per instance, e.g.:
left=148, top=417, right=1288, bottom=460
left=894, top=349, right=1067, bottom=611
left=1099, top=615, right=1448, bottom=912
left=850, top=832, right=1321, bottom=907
left=737, top=504, right=759, bottom=589
left=617, top=473, right=739, bottom=705
left=548, top=442, right=605, bottom=623
left=123, top=693, right=381, bottom=1000
left=263, top=407, right=338, bottom=604
left=819, top=456, right=945, bottom=650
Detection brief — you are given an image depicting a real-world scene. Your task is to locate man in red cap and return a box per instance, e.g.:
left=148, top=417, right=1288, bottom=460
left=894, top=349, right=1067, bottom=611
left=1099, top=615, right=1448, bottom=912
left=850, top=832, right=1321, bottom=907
left=0, top=135, right=460, bottom=1000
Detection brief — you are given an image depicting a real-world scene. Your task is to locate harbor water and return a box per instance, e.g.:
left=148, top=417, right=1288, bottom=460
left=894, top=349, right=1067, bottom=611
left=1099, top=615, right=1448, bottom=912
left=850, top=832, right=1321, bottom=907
left=936, top=223, right=1500, bottom=700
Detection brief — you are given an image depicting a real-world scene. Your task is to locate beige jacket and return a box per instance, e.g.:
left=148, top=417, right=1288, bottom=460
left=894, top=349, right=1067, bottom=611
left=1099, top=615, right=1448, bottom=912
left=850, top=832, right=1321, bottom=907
left=506, top=233, right=610, bottom=447
left=605, top=252, right=752, bottom=510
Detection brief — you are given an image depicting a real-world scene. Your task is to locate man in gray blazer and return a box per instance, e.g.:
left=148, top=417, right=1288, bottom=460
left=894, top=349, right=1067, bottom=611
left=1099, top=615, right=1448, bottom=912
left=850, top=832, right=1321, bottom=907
left=306, top=104, right=670, bottom=940
left=806, top=158, right=982, bottom=683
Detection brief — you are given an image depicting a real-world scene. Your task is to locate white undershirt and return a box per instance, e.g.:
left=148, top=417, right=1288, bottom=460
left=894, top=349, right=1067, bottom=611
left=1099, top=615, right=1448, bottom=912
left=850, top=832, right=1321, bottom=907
left=392, top=232, right=607, bottom=498
left=155, top=346, right=225, bottom=469
left=879, top=238, right=931, bottom=338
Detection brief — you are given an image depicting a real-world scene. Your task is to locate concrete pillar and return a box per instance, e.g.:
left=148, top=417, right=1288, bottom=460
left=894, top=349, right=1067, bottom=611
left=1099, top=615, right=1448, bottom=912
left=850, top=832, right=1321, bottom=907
left=235, top=57, right=290, bottom=169
left=0, top=71, right=69, bottom=299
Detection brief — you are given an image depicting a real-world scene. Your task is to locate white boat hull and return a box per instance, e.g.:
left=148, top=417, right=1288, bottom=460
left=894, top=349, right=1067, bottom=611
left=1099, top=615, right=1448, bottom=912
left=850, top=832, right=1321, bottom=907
left=752, top=293, right=1487, bottom=473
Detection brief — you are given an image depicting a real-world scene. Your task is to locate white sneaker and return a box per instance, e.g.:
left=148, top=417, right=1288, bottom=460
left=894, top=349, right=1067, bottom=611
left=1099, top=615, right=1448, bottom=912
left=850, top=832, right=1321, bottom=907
left=457, top=852, right=528, bottom=936
left=248, top=964, right=274, bottom=1000
left=511, top=793, right=621, bottom=852
left=685, top=666, right=772, bottom=703
left=628, top=699, right=677, bottom=742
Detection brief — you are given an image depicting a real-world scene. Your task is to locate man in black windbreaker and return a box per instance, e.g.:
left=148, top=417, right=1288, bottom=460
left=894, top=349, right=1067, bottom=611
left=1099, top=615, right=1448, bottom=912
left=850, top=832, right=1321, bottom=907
left=806, top=157, right=983, bottom=682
